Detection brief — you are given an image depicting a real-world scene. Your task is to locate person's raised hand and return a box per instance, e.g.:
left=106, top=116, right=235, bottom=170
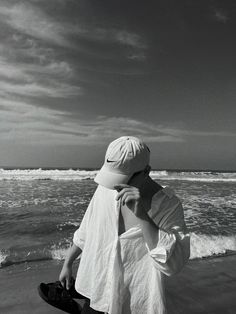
left=114, top=166, right=151, bottom=217
left=114, top=184, right=146, bottom=218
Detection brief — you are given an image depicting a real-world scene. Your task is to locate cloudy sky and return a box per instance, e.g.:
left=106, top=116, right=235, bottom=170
left=0, top=0, right=235, bottom=170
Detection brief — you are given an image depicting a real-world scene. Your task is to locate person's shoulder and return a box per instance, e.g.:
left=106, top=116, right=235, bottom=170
left=162, top=186, right=180, bottom=199
left=153, top=186, right=182, bottom=207
left=149, top=186, right=184, bottom=221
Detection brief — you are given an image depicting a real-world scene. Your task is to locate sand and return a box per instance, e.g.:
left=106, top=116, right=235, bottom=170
left=165, top=253, right=236, bottom=314
left=0, top=254, right=236, bottom=314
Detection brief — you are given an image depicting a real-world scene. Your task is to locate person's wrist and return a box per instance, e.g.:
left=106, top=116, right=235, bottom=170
left=63, top=259, right=73, bottom=268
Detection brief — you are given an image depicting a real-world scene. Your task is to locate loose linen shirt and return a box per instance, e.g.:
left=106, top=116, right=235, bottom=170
left=73, top=185, right=190, bottom=314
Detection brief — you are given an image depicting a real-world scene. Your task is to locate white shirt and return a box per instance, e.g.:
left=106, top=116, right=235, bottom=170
left=73, top=185, right=190, bottom=314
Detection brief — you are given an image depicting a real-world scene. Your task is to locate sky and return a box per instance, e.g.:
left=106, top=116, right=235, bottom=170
left=0, top=0, right=235, bottom=170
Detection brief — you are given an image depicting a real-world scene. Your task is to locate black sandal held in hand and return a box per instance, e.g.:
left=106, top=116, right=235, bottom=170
left=38, top=280, right=82, bottom=314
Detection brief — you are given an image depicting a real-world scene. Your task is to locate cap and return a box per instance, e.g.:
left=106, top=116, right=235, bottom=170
left=94, top=136, right=150, bottom=189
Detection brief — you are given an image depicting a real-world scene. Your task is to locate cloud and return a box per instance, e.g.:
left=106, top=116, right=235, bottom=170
left=0, top=2, right=147, bottom=58
left=1, top=105, right=234, bottom=148
left=0, top=3, right=68, bottom=46
left=0, top=57, right=31, bottom=81
left=0, top=1, right=148, bottom=111
left=212, top=8, right=229, bottom=23
left=127, top=53, right=146, bottom=61
left=0, top=80, right=81, bottom=98
left=0, top=39, right=80, bottom=99
left=87, top=28, right=147, bottom=50
left=0, top=104, right=182, bottom=145
left=9, top=36, right=55, bottom=64
left=115, top=31, right=145, bottom=49
left=0, top=55, right=72, bottom=80
left=0, top=0, right=148, bottom=111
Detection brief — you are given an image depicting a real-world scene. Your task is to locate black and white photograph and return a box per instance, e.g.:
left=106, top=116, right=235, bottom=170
left=0, top=1, right=235, bottom=313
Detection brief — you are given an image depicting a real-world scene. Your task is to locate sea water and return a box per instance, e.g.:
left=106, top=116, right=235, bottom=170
left=0, top=169, right=236, bottom=267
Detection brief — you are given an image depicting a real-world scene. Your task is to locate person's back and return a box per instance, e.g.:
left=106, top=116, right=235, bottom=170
left=59, top=136, right=190, bottom=314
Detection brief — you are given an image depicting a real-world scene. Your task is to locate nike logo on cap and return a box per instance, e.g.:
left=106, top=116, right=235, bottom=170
left=106, top=159, right=117, bottom=163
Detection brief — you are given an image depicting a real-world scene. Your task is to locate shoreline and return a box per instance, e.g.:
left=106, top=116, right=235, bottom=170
left=0, top=254, right=236, bottom=314
left=1, top=249, right=236, bottom=270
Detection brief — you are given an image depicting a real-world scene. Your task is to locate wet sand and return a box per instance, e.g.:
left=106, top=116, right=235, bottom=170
left=0, top=254, right=236, bottom=314
left=165, top=253, right=236, bottom=314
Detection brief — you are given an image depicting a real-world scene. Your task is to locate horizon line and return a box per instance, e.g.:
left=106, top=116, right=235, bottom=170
left=0, top=166, right=235, bottom=173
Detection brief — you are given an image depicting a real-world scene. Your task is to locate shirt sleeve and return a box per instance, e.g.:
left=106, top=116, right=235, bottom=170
left=146, top=190, right=190, bottom=276
left=73, top=190, right=96, bottom=250
left=145, top=229, right=177, bottom=263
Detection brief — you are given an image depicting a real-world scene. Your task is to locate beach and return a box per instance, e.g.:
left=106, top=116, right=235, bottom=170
left=0, top=253, right=236, bottom=314
left=0, top=170, right=236, bottom=313
left=165, top=253, right=236, bottom=314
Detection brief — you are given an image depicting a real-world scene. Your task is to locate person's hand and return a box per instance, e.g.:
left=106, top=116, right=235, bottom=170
left=114, top=184, right=146, bottom=218
left=59, top=264, right=73, bottom=290
left=114, top=167, right=151, bottom=218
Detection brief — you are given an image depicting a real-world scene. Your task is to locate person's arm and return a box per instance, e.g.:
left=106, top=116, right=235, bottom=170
left=137, top=202, right=190, bottom=276
left=63, top=243, right=82, bottom=267
left=136, top=211, right=160, bottom=250
left=115, top=184, right=190, bottom=276
left=59, top=244, right=82, bottom=289
left=115, top=183, right=162, bottom=251
left=59, top=189, right=98, bottom=288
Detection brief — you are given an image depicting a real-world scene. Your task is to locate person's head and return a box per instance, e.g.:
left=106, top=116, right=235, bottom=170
left=94, top=136, right=151, bottom=190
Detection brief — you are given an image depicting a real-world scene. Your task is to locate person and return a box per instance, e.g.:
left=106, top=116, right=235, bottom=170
left=59, top=136, right=190, bottom=314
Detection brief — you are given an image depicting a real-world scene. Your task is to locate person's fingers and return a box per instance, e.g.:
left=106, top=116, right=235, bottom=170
left=120, top=191, right=136, bottom=204
left=116, top=187, right=137, bottom=201
left=123, top=195, right=136, bottom=206
left=66, top=277, right=71, bottom=290
left=114, top=184, right=130, bottom=190
left=116, top=187, right=130, bottom=200
left=60, top=278, right=66, bottom=288
left=122, top=192, right=139, bottom=205
left=121, top=192, right=133, bottom=204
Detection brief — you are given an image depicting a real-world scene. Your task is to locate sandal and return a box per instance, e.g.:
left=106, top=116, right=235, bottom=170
left=38, top=281, right=82, bottom=313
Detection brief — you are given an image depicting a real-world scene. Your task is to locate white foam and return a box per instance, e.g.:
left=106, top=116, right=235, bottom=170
left=151, top=171, right=236, bottom=182
left=190, top=232, right=236, bottom=259
left=49, top=233, right=236, bottom=261
left=151, top=170, right=168, bottom=177
left=1, top=168, right=236, bottom=182
left=0, top=250, right=8, bottom=266
left=51, top=247, right=70, bottom=260
left=0, top=168, right=99, bottom=181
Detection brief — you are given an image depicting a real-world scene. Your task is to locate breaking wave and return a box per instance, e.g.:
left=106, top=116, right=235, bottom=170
left=0, top=168, right=236, bottom=182
left=1, top=233, right=236, bottom=268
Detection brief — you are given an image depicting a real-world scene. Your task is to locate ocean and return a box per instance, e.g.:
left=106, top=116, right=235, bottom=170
left=0, top=169, right=236, bottom=268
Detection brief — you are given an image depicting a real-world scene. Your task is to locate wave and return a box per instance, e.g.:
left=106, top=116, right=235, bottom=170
left=1, top=233, right=236, bottom=268
left=0, top=168, right=99, bottom=181
left=0, top=168, right=236, bottom=182
left=151, top=171, right=236, bottom=182
left=0, top=255, right=53, bottom=267
left=190, top=232, right=236, bottom=259
left=50, top=232, right=236, bottom=261
left=0, top=247, right=69, bottom=268
left=0, top=251, right=8, bottom=265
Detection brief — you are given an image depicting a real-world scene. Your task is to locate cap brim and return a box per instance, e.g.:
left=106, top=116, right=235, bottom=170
left=94, top=165, right=132, bottom=190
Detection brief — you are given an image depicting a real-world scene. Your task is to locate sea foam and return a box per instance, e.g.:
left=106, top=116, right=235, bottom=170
left=190, top=232, right=236, bottom=259
left=50, top=233, right=236, bottom=261
left=1, top=233, right=236, bottom=268
left=0, top=168, right=236, bottom=182
left=0, top=250, right=8, bottom=266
